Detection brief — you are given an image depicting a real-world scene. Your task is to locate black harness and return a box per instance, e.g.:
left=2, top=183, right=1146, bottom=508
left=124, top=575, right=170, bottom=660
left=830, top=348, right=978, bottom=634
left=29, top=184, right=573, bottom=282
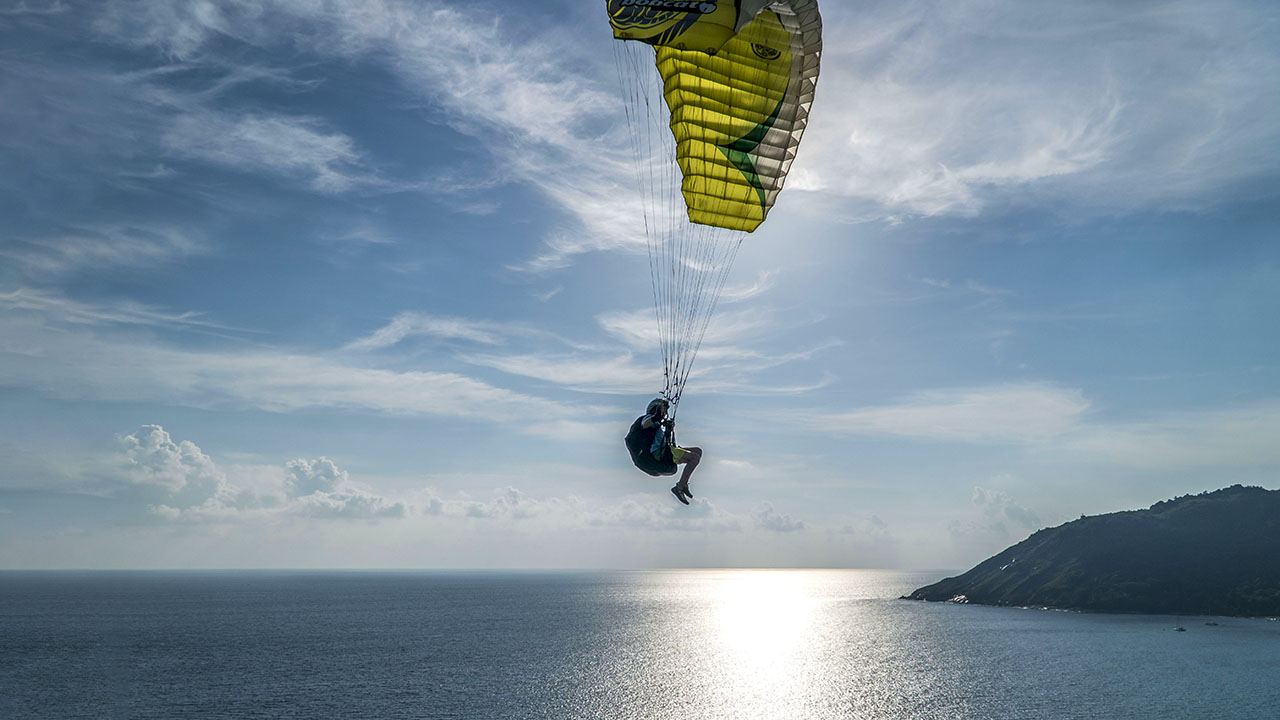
left=625, top=415, right=677, bottom=476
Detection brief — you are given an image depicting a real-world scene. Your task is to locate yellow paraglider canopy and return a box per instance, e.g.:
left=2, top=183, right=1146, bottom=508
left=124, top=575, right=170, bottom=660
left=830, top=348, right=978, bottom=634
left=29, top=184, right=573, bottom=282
left=608, top=0, right=822, bottom=231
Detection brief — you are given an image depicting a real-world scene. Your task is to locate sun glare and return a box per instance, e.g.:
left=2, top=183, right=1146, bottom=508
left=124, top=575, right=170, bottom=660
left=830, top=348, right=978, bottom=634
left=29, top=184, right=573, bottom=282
left=710, top=571, right=823, bottom=684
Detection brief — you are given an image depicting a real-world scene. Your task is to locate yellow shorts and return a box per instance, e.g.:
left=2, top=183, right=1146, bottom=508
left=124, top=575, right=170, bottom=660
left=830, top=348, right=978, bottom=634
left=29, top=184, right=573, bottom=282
left=670, top=446, right=689, bottom=463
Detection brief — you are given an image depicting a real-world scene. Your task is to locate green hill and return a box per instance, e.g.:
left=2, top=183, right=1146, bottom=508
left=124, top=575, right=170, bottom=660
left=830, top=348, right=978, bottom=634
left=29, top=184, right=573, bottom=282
left=904, top=485, right=1280, bottom=617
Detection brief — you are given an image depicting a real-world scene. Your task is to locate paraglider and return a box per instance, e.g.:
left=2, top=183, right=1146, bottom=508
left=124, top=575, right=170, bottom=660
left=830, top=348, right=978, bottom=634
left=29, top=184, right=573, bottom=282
left=608, top=1, right=822, bottom=499
left=625, top=397, right=704, bottom=502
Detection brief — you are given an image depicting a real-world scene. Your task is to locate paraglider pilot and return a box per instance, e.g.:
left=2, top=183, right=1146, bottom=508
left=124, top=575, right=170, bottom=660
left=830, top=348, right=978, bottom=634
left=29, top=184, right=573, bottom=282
left=625, top=398, right=702, bottom=505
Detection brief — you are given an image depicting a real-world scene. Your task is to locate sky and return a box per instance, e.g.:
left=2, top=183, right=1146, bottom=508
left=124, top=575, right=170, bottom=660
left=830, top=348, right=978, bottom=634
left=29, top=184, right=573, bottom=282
left=1, top=0, right=1277, bottom=570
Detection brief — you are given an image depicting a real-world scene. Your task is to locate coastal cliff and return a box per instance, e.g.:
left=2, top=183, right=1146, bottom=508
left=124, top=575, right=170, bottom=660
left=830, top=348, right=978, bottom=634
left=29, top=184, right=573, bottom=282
left=904, top=485, right=1280, bottom=617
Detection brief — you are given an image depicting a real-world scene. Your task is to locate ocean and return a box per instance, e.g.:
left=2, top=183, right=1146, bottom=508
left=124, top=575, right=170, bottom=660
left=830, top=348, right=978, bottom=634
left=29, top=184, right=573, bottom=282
left=1, top=570, right=1276, bottom=719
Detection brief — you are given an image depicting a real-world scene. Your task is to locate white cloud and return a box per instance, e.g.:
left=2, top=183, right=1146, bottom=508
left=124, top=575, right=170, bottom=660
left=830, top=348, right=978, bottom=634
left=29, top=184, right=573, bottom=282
left=91, top=1, right=248, bottom=60
left=161, top=111, right=373, bottom=193
left=80, top=0, right=643, bottom=266
left=918, top=277, right=1014, bottom=307
left=459, top=487, right=550, bottom=521
left=591, top=495, right=743, bottom=533
left=598, top=306, right=777, bottom=351
left=344, top=312, right=507, bottom=351
left=971, top=485, right=1042, bottom=531
left=461, top=351, right=657, bottom=395
left=120, top=424, right=221, bottom=494
left=797, top=1, right=1280, bottom=219
left=791, top=383, right=1091, bottom=444
left=1, top=7, right=393, bottom=212
left=458, top=306, right=835, bottom=397
left=682, top=343, right=841, bottom=396
left=1064, top=401, right=1280, bottom=469
left=785, top=380, right=1280, bottom=469
left=947, top=484, right=1044, bottom=557
left=294, top=489, right=407, bottom=519
left=840, top=514, right=890, bottom=538
left=345, top=312, right=604, bottom=356
left=116, top=425, right=408, bottom=522
left=0, top=288, right=229, bottom=330
left=319, top=226, right=399, bottom=248
left=337, top=299, right=830, bottom=399
left=0, top=2, right=68, bottom=17
left=1, top=225, right=204, bottom=277
left=753, top=503, right=806, bottom=533
left=720, top=271, right=781, bottom=304
left=0, top=308, right=616, bottom=426
left=285, top=457, right=346, bottom=496
left=283, top=458, right=409, bottom=519
left=533, top=285, right=563, bottom=303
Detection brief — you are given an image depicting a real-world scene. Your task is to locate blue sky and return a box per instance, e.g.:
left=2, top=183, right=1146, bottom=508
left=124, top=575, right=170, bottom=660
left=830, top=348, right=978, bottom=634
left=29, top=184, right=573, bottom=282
left=1, top=0, right=1277, bottom=569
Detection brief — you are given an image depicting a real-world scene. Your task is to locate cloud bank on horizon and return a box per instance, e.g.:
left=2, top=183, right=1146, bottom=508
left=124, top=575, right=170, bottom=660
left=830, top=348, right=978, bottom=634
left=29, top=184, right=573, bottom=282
left=1, top=0, right=1277, bottom=569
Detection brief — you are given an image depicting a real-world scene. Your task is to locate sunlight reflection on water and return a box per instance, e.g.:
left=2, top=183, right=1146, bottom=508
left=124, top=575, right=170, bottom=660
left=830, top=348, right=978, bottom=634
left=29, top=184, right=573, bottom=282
left=589, top=569, right=947, bottom=719
left=583, top=569, right=1279, bottom=720
left=712, top=571, right=816, bottom=676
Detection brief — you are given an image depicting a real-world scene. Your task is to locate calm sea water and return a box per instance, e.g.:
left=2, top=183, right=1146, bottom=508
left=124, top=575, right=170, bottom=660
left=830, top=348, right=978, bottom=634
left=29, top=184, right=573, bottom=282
left=1, top=570, right=1276, bottom=719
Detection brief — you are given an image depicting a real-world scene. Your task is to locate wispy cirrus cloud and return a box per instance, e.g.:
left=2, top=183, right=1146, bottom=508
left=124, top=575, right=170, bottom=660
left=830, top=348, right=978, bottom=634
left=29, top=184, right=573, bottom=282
left=161, top=111, right=374, bottom=193
left=461, top=351, right=658, bottom=394
left=2, top=224, right=204, bottom=277
left=787, top=383, right=1091, bottom=445
left=91, top=2, right=251, bottom=59
left=720, top=270, right=781, bottom=304
left=0, top=11, right=392, bottom=226
left=344, top=312, right=509, bottom=351
left=1063, top=401, right=1280, bottom=469
left=918, top=277, right=1014, bottom=304
left=0, top=305, right=617, bottom=429
left=460, top=346, right=837, bottom=398
left=449, top=301, right=834, bottom=396
left=344, top=311, right=604, bottom=357
left=797, top=1, right=1280, bottom=220
left=340, top=294, right=831, bottom=398
left=785, top=382, right=1280, bottom=471
left=77, top=0, right=643, bottom=268
left=0, top=288, right=233, bottom=331
left=0, top=1, right=66, bottom=17
left=596, top=306, right=782, bottom=351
